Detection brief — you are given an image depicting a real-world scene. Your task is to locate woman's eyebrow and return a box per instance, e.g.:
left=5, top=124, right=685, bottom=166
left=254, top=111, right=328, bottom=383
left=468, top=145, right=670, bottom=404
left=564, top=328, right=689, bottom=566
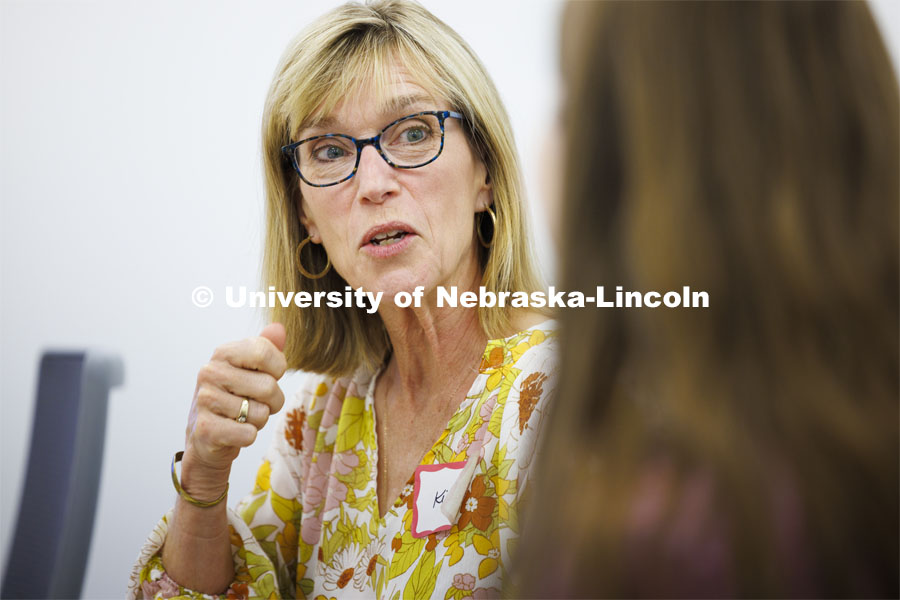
left=378, top=93, right=433, bottom=116
left=296, top=115, right=336, bottom=138
left=298, top=93, right=436, bottom=138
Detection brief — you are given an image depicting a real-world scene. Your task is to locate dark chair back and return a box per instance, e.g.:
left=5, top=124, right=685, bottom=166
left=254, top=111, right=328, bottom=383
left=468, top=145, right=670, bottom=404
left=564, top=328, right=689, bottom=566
left=2, top=351, right=123, bottom=599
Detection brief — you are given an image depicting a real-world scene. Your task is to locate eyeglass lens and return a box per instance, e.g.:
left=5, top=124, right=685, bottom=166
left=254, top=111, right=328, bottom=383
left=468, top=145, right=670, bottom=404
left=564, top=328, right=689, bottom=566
left=294, top=113, right=443, bottom=186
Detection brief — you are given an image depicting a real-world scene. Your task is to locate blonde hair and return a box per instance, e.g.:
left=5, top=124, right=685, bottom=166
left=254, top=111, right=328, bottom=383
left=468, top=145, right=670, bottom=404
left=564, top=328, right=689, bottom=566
left=261, top=0, right=543, bottom=376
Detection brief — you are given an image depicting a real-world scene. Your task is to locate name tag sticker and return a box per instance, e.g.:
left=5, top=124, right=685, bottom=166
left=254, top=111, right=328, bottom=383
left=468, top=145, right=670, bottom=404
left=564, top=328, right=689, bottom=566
left=411, top=461, right=468, bottom=538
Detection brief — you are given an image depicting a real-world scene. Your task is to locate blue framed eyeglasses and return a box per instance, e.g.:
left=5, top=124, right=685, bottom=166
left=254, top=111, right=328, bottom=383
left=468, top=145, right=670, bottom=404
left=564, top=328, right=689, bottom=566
left=281, top=110, right=464, bottom=187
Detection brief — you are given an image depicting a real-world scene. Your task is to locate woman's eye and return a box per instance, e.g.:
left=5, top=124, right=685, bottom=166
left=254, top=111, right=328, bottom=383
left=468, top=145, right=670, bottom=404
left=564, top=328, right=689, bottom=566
left=313, top=145, right=346, bottom=161
left=390, top=123, right=431, bottom=145
left=403, top=127, right=427, bottom=143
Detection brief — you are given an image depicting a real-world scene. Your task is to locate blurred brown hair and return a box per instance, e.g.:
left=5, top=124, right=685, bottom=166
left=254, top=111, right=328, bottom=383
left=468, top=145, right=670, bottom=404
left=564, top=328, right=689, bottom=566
left=514, top=2, right=899, bottom=597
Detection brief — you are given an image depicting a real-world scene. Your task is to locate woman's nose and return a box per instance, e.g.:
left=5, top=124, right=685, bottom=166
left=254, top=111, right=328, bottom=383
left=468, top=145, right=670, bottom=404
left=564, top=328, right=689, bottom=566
left=354, top=145, right=399, bottom=204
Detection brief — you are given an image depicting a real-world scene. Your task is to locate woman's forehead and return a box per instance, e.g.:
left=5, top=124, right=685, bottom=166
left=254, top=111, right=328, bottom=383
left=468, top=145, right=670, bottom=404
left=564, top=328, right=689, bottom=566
left=308, top=94, right=438, bottom=131
left=295, top=63, right=447, bottom=135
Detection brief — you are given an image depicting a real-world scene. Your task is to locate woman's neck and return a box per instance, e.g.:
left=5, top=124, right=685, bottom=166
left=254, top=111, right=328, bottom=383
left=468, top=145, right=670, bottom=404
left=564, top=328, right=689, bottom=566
left=376, top=261, right=488, bottom=408
left=378, top=297, right=486, bottom=409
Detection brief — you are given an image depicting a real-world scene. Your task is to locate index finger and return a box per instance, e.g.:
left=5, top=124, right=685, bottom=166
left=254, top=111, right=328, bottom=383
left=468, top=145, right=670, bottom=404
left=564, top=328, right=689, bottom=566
left=213, top=336, right=287, bottom=379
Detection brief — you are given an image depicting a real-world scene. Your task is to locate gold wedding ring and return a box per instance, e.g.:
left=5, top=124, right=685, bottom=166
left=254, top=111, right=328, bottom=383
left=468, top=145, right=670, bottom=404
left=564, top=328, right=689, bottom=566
left=236, top=398, right=250, bottom=424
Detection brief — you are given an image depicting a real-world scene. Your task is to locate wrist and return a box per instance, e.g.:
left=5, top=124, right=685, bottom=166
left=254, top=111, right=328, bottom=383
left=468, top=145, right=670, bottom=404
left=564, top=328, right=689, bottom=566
left=177, top=450, right=231, bottom=503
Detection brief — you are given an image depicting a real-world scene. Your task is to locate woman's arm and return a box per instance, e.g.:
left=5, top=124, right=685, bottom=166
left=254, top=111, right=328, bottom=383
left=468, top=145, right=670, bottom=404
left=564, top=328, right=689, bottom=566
left=160, top=455, right=234, bottom=593
left=157, top=324, right=287, bottom=593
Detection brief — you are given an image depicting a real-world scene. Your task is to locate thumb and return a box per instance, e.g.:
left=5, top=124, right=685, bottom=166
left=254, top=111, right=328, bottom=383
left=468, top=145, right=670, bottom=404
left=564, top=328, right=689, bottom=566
left=260, top=322, right=287, bottom=352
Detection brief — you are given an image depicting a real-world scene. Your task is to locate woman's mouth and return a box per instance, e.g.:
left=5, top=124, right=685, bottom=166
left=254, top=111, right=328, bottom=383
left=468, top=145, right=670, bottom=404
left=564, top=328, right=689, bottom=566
left=361, top=222, right=418, bottom=257
left=369, top=230, right=409, bottom=246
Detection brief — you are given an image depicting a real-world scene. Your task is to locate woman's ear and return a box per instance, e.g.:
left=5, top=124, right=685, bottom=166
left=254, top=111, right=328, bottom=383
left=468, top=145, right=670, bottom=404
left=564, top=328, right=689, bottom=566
left=476, top=169, right=493, bottom=212
left=297, top=198, right=321, bottom=242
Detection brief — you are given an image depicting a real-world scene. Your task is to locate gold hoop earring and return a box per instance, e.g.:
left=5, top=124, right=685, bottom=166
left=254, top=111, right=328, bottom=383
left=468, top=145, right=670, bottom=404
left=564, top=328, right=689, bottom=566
left=477, top=205, right=496, bottom=249
left=296, top=236, right=331, bottom=279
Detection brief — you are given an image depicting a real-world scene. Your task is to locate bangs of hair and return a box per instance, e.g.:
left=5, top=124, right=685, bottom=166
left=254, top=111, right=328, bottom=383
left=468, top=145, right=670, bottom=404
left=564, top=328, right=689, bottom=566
left=277, top=24, right=462, bottom=141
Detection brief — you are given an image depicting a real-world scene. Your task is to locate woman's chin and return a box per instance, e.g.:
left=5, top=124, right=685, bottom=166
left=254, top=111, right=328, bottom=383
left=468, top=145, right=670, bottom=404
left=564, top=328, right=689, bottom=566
left=358, top=272, right=438, bottom=302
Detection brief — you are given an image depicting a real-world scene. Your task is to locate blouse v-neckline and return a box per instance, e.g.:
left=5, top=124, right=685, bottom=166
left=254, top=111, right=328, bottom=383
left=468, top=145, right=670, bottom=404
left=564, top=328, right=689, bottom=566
left=365, top=363, right=483, bottom=524
left=364, top=318, right=556, bottom=525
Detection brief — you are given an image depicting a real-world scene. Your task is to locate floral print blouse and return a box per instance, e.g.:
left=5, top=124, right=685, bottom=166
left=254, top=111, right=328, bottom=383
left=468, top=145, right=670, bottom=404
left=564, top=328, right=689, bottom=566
left=130, top=321, right=557, bottom=599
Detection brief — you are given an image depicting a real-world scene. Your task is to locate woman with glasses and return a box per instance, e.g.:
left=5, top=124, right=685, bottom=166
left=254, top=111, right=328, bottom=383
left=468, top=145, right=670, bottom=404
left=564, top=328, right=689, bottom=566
left=130, top=1, right=555, bottom=598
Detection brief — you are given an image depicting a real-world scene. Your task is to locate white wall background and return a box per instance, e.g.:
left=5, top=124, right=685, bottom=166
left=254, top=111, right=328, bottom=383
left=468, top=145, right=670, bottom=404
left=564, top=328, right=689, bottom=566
left=1, top=1, right=897, bottom=598
left=0, top=1, right=560, bottom=597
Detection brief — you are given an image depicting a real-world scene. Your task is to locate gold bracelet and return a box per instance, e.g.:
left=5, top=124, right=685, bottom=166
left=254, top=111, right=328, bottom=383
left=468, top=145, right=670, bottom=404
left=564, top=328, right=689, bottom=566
left=170, top=451, right=229, bottom=508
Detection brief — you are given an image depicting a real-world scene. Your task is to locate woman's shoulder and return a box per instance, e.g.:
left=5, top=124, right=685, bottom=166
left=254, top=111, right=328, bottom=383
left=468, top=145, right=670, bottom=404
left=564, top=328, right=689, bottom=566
left=478, top=317, right=558, bottom=480
left=508, top=310, right=557, bottom=336
left=482, top=315, right=559, bottom=416
left=484, top=316, right=558, bottom=368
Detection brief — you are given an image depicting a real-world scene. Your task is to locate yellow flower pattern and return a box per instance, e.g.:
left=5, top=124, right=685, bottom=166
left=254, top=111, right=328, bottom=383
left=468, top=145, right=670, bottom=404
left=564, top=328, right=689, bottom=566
left=129, top=322, right=557, bottom=599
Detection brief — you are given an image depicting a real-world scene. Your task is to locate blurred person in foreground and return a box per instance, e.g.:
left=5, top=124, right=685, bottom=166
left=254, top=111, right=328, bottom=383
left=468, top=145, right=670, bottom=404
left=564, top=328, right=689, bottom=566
left=514, top=1, right=898, bottom=597
left=129, top=1, right=556, bottom=598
